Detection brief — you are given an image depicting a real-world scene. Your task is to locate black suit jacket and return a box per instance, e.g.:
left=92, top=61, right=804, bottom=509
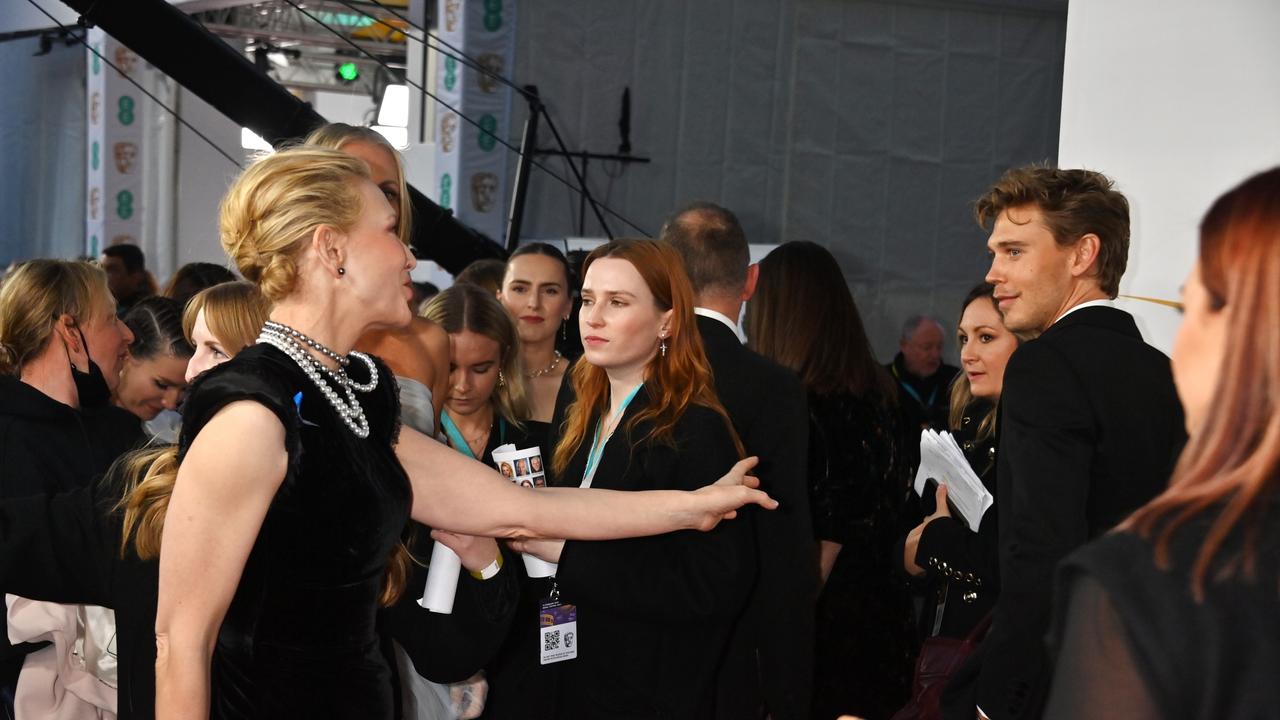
left=552, top=385, right=757, bottom=719
left=694, top=315, right=817, bottom=720
left=974, top=306, right=1185, bottom=719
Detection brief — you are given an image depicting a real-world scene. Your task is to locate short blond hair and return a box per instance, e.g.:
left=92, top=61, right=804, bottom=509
left=219, top=147, right=370, bottom=302
left=0, top=260, right=114, bottom=376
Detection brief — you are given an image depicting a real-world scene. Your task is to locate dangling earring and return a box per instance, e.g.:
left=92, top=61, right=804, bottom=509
left=561, top=319, right=568, bottom=341
left=498, top=370, right=506, bottom=387
left=660, top=338, right=667, bottom=358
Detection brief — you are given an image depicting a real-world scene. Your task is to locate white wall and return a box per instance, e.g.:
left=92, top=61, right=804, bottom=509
left=1057, top=0, right=1280, bottom=352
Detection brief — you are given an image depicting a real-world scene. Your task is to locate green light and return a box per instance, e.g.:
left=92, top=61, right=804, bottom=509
left=337, top=62, right=359, bottom=82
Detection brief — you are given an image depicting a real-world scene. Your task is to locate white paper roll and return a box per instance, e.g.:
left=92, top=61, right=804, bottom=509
left=522, top=555, right=558, bottom=579
left=419, top=540, right=462, bottom=614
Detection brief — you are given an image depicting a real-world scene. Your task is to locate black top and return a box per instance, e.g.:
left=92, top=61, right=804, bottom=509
left=809, top=390, right=915, bottom=720
left=0, top=374, right=143, bottom=694
left=887, top=353, right=960, bottom=433
left=914, top=400, right=1000, bottom=640
left=1046, top=499, right=1280, bottom=720
left=178, top=344, right=411, bottom=719
left=549, top=384, right=756, bottom=719
left=974, top=306, right=1186, bottom=719
left=695, top=316, right=816, bottom=720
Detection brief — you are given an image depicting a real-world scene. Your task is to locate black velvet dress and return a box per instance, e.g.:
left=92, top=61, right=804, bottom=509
left=809, top=390, right=915, bottom=720
left=178, top=344, right=411, bottom=719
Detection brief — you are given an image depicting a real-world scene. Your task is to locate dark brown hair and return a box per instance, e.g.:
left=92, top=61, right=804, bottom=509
left=1125, top=166, right=1280, bottom=599
left=659, top=202, right=749, bottom=297
left=746, top=241, right=895, bottom=402
left=975, top=166, right=1130, bottom=297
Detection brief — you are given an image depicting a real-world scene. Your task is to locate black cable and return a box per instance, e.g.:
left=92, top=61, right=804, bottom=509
left=296, top=0, right=640, bottom=238
left=23, top=0, right=243, bottom=170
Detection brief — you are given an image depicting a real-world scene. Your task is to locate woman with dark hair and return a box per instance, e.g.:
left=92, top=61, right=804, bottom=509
left=162, top=263, right=237, bottom=308
left=497, top=243, right=575, bottom=431
left=1044, top=167, right=1280, bottom=719
left=117, top=296, right=194, bottom=427
left=747, top=240, right=913, bottom=720
left=507, top=238, right=755, bottom=718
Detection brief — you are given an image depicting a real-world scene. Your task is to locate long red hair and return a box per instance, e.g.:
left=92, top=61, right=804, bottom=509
left=1126, top=166, right=1280, bottom=598
left=552, top=239, right=742, bottom=476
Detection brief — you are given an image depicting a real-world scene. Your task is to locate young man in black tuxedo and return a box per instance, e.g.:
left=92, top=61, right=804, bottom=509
left=661, top=203, right=816, bottom=720
left=965, top=168, right=1185, bottom=719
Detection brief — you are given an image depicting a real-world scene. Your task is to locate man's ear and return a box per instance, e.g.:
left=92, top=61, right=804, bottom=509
left=310, top=224, right=347, bottom=279
left=1071, top=233, right=1102, bottom=280
left=740, top=263, right=760, bottom=302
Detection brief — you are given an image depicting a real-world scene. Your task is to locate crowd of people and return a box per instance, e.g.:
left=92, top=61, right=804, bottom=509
left=0, top=121, right=1276, bottom=720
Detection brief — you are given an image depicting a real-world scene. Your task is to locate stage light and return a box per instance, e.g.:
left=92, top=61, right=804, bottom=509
left=336, top=62, right=359, bottom=82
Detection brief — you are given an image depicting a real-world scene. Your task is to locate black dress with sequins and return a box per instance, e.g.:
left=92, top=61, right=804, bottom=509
left=808, top=391, right=915, bottom=720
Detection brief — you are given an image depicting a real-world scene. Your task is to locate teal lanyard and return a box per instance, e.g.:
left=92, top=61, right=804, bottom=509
left=441, top=409, right=505, bottom=461
left=582, top=384, right=643, bottom=485
left=891, top=363, right=937, bottom=408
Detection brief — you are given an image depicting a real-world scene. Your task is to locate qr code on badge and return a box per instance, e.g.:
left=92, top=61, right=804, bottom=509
left=544, top=629, right=561, bottom=651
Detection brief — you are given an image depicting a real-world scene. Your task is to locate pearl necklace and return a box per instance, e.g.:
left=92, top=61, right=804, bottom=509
left=256, top=323, right=378, bottom=438
left=525, top=350, right=563, bottom=379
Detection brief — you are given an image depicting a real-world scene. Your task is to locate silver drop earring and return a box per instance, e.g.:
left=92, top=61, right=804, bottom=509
left=660, top=338, right=667, bottom=357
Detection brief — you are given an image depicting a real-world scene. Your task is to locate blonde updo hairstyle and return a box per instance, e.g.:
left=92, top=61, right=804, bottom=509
left=219, top=147, right=371, bottom=302
left=0, top=259, right=114, bottom=377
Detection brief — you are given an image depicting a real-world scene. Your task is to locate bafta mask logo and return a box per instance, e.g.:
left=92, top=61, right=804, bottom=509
left=89, top=187, right=100, bottom=220
left=440, top=113, right=458, bottom=153
left=114, top=47, right=139, bottom=75
left=445, top=0, right=461, bottom=32
left=470, top=172, right=499, bottom=213
left=476, top=54, right=504, bottom=94
left=90, top=91, right=101, bottom=125
left=113, top=142, right=138, bottom=174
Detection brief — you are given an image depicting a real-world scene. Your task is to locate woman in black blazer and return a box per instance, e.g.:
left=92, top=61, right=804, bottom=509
left=511, top=239, right=755, bottom=719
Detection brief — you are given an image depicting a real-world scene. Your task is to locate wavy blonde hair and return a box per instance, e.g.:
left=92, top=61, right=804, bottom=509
left=304, top=123, right=413, bottom=246
left=0, top=260, right=113, bottom=377
left=421, top=283, right=529, bottom=429
left=219, top=146, right=369, bottom=302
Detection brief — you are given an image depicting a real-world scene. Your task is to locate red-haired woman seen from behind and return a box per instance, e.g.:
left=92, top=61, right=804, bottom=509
left=508, top=238, right=756, bottom=719
left=1045, top=167, right=1280, bottom=719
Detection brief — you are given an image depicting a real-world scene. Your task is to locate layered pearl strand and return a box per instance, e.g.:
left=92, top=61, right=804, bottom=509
left=257, top=321, right=378, bottom=438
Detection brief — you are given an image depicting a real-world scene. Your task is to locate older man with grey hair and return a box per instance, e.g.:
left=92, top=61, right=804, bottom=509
left=887, top=314, right=959, bottom=432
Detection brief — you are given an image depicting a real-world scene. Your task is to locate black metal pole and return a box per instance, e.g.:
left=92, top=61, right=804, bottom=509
left=505, top=85, right=541, bottom=252
left=538, top=107, right=613, bottom=240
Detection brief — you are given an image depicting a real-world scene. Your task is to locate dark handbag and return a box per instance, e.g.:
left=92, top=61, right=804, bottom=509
left=889, top=612, right=993, bottom=720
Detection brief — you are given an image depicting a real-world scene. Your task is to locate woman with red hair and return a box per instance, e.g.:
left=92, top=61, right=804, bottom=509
left=1045, top=167, right=1280, bottom=719
left=507, top=238, right=754, bottom=719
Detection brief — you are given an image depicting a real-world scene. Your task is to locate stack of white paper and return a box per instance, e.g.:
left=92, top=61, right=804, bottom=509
left=913, top=429, right=995, bottom=532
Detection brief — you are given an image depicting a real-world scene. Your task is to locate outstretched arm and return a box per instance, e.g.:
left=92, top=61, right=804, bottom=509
left=395, top=425, right=772, bottom=539
left=154, top=402, right=288, bottom=720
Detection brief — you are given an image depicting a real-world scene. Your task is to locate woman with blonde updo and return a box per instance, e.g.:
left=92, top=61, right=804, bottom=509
left=306, top=122, right=451, bottom=435
left=153, top=147, right=771, bottom=720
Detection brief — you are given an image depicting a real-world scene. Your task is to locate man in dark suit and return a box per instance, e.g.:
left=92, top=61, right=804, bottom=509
left=661, top=203, right=816, bottom=720
left=967, top=167, right=1185, bottom=719
left=887, top=314, right=960, bottom=433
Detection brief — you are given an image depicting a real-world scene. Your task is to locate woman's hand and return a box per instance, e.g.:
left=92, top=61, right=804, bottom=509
left=507, top=537, right=564, bottom=563
left=431, top=530, right=501, bottom=573
left=903, top=483, right=950, bottom=576
left=681, top=457, right=776, bottom=532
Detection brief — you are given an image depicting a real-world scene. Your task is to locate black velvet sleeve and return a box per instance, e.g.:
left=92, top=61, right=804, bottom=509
left=178, top=348, right=301, bottom=475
